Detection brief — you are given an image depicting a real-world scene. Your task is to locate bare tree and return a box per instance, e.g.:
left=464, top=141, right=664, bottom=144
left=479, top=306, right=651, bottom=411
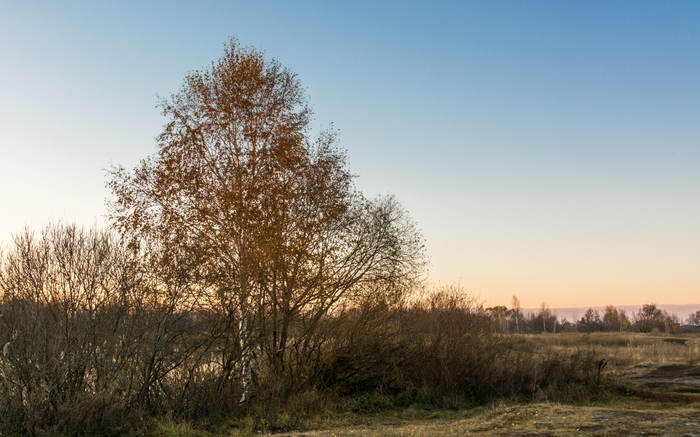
left=634, top=303, right=664, bottom=333
left=688, top=310, right=700, bottom=327
left=536, top=302, right=557, bottom=333
left=108, top=37, right=425, bottom=403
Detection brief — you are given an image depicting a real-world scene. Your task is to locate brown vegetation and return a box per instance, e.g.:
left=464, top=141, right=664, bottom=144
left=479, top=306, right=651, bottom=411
left=106, top=37, right=426, bottom=407
left=0, top=224, right=608, bottom=435
left=2, top=38, right=697, bottom=436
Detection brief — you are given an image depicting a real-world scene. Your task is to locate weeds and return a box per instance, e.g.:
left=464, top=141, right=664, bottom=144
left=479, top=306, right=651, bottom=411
left=531, top=332, right=700, bottom=373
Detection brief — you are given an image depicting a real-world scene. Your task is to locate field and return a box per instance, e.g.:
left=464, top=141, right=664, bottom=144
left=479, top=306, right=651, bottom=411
left=268, top=333, right=700, bottom=437
left=272, top=402, right=700, bottom=436
left=137, top=332, right=700, bottom=436
left=4, top=267, right=700, bottom=437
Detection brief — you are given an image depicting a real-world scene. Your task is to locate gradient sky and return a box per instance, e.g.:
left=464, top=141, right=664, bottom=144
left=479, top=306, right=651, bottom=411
left=1, top=1, right=698, bottom=308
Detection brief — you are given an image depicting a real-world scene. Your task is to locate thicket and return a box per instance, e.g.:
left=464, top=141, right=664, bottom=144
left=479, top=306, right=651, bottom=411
left=0, top=223, right=605, bottom=436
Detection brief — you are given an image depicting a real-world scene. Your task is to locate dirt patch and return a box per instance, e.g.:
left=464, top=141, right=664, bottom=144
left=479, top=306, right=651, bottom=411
left=645, top=365, right=700, bottom=379
left=574, top=425, right=605, bottom=432
left=630, top=364, right=700, bottom=399
left=663, top=338, right=690, bottom=345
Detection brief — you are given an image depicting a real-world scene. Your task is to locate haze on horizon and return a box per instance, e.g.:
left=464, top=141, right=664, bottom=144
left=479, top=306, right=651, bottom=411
left=0, top=1, right=697, bottom=309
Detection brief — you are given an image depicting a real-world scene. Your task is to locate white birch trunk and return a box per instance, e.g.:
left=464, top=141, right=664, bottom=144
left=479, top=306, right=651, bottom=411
left=239, top=286, right=253, bottom=404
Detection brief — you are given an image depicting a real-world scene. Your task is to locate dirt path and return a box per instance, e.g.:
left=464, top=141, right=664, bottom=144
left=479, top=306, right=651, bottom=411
left=631, top=364, right=700, bottom=394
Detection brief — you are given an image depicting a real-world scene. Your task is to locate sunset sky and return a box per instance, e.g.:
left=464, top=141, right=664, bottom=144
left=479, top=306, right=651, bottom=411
left=1, top=1, right=698, bottom=309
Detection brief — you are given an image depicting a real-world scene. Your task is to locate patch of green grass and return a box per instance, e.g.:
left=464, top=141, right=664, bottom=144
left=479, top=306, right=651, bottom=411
left=151, top=416, right=199, bottom=437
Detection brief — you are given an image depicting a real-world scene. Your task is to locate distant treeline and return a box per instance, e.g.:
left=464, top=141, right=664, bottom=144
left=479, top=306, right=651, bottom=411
left=485, top=301, right=700, bottom=335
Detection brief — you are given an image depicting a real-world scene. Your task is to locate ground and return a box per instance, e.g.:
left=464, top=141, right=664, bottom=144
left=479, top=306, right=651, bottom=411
left=278, top=400, right=700, bottom=436
left=275, top=363, right=700, bottom=437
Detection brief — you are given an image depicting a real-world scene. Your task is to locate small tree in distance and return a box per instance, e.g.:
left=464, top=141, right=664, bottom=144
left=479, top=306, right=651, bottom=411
left=688, top=310, right=700, bottom=327
left=634, top=303, right=664, bottom=333
left=663, top=310, right=680, bottom=334
left=578, top=308, right=603, bottom=333
left=509, top=295, right=522, bottom=333
left=534, top=302, right=557, bottom=333
left=603, top=305, right=629, bottom=332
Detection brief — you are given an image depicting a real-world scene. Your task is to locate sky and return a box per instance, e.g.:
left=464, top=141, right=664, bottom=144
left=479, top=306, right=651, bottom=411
left=1, top=1, right=698, bottom=309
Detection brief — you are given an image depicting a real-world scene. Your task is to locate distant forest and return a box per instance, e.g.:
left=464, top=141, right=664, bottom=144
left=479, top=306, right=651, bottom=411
left=485, top=300, right=700, bottom=335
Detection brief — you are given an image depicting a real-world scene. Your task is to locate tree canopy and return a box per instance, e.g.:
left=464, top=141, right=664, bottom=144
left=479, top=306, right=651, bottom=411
left=107, top=37, right=426, bottom=402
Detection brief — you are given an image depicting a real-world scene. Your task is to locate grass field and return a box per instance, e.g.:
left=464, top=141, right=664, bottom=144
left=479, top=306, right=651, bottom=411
left=149, top=332, right=700, bottom=436
left=272, top=401, right=700, bottom=436
left=532, top=332, right=700, bottom=367
left=274, top=333, right=700, bottom=436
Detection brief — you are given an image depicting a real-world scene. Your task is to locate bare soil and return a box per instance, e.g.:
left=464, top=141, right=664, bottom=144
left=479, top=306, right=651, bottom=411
left=632, top=364, right=700, bottom=394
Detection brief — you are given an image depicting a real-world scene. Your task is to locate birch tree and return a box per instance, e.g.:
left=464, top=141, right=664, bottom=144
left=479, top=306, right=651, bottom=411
left=108, top=38, right=425, bottom=403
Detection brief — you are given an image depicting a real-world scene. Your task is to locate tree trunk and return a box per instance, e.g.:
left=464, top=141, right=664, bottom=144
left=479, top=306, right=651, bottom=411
left=239, top=292, right=253, bottom=404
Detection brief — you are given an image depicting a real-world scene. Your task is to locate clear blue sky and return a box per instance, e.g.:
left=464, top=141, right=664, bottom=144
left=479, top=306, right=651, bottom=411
left=1, top=0, right=698, bottom=307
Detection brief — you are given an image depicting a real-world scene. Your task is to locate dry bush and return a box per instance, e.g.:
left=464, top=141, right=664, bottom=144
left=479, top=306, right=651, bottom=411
left=390, top=286, right=601, bottom=406
left=0, top=224, right=234, bottom=436
left=242, top=284, right=603, bottom=431
left=0, top=224, right=144, bottom=435
left=308, top=301, right=404, bottom=394
left=237, top=285, right=605, bottom=431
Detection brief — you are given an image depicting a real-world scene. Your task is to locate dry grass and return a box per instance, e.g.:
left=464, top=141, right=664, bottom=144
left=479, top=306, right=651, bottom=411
left=253, top=333, right=700, bottom=437
left=271, top=400, right=700, bottom=436
left=111, top=333, right=700, bottom=436
left=530, top=332, right=700, bottom=375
